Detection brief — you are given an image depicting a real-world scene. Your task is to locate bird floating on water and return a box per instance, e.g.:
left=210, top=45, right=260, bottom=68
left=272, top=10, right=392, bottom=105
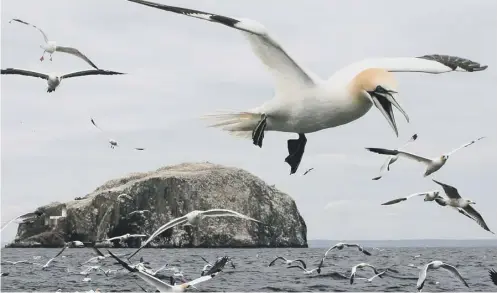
left=1, top=68, right=125, bottom=93
left=9, top=18, right=99, bottom=69
left=125, top=0, right=488, bottom=175
left=366, top=136, right=486, bottom=177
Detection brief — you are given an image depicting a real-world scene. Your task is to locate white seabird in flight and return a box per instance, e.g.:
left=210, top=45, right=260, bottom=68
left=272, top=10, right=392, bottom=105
left=417, top=260, right=468, bottom=292
left=366, top=136, right=485, bottom=177
left=268, top=256, right=307, bottom=268
left=105, top=233, right=148, bottom=242
left=287, top=264, right=320, bottom=275
left=353, top=270, right=386, bottom=283
left=318, top=242, right=372, bottom=272
left=90, top=118, right=145, bottom=151
left=9, top=18, right=99, bottom=69
left=128, top=209, right=264, bottom=259
left=125, top=0, right=488, bottom=175
left=350, top=263, right=383, bottom=285
left=35, top=245, right=67, bottom=270
left=381, top=190, right=441, bottom=206
left=372, top=134, right=418, bottom=180
left=432, top=179, right=494, bottom=234
left=108, top=250, right=215, bottom=292
left=1, top=68, right=125, bottom=93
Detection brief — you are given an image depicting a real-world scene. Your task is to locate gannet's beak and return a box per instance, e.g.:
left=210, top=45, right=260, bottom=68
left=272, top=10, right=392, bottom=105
left=367, top=87, right=409, bottom=136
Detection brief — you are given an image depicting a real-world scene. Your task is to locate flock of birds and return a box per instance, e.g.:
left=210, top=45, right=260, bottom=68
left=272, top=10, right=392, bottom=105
left=2, top=239, right=497, bottom=292
left=1, top=0, right=496, bottom=292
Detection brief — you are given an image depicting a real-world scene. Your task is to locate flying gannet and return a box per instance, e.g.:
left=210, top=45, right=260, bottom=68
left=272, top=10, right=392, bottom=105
left=125, top=0, right=488, bottom=174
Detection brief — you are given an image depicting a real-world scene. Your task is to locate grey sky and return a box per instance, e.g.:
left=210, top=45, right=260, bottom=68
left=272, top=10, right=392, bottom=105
left=1, top=0, right=496, bottom=242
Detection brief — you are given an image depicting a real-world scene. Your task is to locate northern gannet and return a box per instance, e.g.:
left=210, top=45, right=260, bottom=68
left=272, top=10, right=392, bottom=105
left=9, top=18, right=99, bottom=69
left=1, top=68, right=125, bottom=93
left=417, top=261, right=468, bottom=292
left=366, top=136, right=485, bottom=177
left=128, top=209, right=264, bottom=259
left=432, top=179, right=494, bottom=234
left=125, top=0, right=488, bottom=174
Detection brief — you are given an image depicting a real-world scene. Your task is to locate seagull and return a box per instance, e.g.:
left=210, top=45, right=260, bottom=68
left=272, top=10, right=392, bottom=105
left=381, top=190, right=442, bottom=205
left=350, top=263, right=383, bottom=285
left=1, top=68, right=125, bottom=93
left=128, top=209, right=264, bottom=259
left=287, top=264, right=320, bottom=275
left=489, top=268, right=497, bottom=286
left=353, top=270, right=387, bottom=283
left=372, top=133, right=418, bottom=180
left=318, top=243, right=371, bottom=272
left=366, top=136, right=486, bottom=177
left=9, top=18, right=99, bottom=69
left=129, top=210, right=152, bottom=216
left=105, top=233, right=148, bottom=242
left=125, top=0, right=488, bottom=175
left=432, top=179, right=494, bottom=234
left=107, top=250, right=216, bottom=292
left=302, top=168, right=314, bottom=176
left=36, top=245, right=67, bottom=269
left=417, top=261, right=468, bottom=292
left=90, top=118, right=145, bottom=150
left=268, top=256, right=307, bottom=268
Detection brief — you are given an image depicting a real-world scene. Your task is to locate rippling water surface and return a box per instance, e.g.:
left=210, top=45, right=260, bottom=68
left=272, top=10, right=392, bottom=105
left=1, top=247, right=496, bottom=292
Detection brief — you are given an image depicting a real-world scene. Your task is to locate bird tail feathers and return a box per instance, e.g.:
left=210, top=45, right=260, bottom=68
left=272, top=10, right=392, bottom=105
left=200, top=110, right=262, bottom=139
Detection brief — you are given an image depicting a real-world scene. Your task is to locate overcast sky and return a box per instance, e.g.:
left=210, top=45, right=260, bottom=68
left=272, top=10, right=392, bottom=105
left=1, top=0, right=496, bottom=243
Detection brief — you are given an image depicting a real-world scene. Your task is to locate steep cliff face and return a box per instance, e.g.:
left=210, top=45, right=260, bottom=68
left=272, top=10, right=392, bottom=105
left=9, top=162, right=307, bottom=248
